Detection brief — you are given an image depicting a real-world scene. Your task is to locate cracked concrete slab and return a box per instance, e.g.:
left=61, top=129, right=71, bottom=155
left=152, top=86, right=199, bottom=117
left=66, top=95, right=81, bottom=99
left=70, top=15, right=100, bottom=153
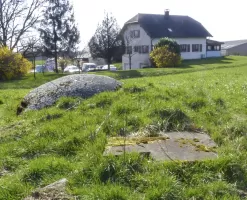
left=104, top=132, right=218, bottom=161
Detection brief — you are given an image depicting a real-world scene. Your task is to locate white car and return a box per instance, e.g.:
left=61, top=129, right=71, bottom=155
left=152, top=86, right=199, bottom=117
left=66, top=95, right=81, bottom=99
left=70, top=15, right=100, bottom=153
left=102, top=65, right=117, bottom=71
left=82, top=63, right=97, bottom=72
left=64, top=65, right=80, bottom=73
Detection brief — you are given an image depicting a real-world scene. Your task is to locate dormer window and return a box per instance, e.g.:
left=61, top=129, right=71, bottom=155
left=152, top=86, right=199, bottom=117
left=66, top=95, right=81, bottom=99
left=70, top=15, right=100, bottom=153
left=130, top=30, right=140, bottom=38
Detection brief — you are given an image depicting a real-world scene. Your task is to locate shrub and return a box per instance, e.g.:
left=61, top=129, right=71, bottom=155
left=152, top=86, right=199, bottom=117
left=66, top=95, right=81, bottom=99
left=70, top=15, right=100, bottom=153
left=0, top=47, right=32, bottom=80
left=150, top=46, right=181, bottom=68
left=155, top=37, right=181, bottom=55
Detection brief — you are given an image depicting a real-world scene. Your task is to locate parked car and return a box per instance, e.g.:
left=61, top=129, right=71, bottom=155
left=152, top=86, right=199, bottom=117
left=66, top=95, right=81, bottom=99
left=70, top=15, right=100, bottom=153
left=64, top=65, right=80, bottom=73
left=102, top=65, right=117, bottom=71
left=82, top=63, right=97, bottom=72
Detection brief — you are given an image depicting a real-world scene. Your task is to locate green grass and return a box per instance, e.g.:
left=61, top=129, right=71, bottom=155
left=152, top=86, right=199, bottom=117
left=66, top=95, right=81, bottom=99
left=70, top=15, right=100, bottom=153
left=0, top=56, right=247, bottom=199
left=113, top=62, right=122, bottom=70
left=0, top=73, right=65, bottom=89
left=34, top=60, right=46, bottom=66
left=94, top=56, right=247, bottom=79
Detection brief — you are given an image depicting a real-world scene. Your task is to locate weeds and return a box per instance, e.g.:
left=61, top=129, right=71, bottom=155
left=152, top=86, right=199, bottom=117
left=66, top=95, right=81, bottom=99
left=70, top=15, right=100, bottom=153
left=151, top=108, right=191, bottom=131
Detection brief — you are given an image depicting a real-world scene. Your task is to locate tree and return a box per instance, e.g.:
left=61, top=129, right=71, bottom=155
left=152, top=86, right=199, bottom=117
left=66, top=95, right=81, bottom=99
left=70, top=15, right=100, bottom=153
left=0, top=0, right=45, bottom=50
left=20, top=36, right=43, bottom=78
left=39, top=0, right=80, bottom=73
left=150, top=46, right=181, bottom=68
left=155, top=37, right=181, bottom=55
left=88, top=12, right=122, bottom=70
left=150, top=38, right=181, bottom=68
left=122, top=30, right=139, bottom=70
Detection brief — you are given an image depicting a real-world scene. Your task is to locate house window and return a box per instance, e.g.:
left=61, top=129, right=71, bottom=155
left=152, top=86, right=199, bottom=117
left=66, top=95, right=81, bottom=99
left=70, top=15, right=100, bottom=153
left=142, top=45, right=149, bottom=53
left=192, top=44, right=202, bottom=52
left=134, top=46, right=140, bottom=53
left=126, top=46, right=132, bottom=54
left=130, top=30, right=140, bottom=38
left=180, top=44, right=190, bottom=52
left=207, top=45, right=220, bottom=51
left=133, top=45, right=149, bottom=54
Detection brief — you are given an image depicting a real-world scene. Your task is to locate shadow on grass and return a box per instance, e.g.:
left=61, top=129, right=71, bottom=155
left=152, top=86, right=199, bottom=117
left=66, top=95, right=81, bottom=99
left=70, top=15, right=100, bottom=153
left=181, top=57, right=234, bottom=66
left=110, top=70, right=144, bottom=79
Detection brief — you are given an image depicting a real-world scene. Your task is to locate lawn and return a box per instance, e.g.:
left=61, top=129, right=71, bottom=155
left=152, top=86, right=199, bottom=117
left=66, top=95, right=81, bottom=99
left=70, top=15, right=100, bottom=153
left=95, top=56, right=247, bottom=79
left=35, top=60, right=46, bottom=66
left=0, top=56, right=247, bottom=199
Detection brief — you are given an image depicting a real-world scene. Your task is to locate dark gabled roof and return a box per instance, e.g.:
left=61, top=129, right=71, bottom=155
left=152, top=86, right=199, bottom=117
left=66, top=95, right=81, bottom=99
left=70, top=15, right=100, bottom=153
left=221, top=40, right=247, bottom=50
left=124, top=13, right=212, bottom=38
left=206, top=39, right=224, bottom=45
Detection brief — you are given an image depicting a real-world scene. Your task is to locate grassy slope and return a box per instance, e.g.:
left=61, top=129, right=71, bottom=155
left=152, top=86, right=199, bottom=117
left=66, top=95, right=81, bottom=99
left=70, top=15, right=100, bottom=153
left=95, top=56, right=247, bottom=79
left=0, top=56, right=247, bottom=199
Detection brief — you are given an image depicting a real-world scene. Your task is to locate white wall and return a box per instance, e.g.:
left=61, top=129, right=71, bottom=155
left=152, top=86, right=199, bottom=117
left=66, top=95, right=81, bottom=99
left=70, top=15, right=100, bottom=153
left=153, top=38, right=207, bottom=60
left=89, top=57, right=106, bottom=65
left=122, top=24, right=151, bottom=70
left=206, top=51, right=222, bottom=58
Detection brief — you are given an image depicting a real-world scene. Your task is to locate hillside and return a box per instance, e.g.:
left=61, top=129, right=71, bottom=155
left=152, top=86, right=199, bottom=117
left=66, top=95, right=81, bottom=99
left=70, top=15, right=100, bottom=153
left=0, top=56, right=247, bottom=199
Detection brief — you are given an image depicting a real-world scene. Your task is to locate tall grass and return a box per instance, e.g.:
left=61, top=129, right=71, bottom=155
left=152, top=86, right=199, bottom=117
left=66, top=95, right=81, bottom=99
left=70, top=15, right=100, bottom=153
left=0, top=56, right=247, bottom=199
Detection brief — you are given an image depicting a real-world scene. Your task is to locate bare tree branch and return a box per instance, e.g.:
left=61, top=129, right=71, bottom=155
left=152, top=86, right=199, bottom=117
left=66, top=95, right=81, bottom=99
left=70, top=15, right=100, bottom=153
left=122, top=30, right=139, bottom=69
left=19, top=36, right=42, bottom=57
left=0, top=0, right=45, bottom=50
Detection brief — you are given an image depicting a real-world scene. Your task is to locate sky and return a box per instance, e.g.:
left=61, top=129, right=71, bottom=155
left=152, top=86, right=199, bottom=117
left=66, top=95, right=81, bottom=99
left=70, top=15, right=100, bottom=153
left=72, top=0, right=247, bottom=49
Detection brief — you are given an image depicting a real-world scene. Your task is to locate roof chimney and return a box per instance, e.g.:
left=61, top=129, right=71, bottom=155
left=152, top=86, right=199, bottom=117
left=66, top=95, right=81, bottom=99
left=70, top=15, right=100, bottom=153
left=165, top=9, right=170, bottom=19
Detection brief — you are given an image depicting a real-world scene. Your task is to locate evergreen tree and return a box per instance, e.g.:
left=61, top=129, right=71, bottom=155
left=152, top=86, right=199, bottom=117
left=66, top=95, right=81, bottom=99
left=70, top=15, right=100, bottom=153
left=89, top=12, right=122, bottom=70
left=39, top=0, right=80, bottom=73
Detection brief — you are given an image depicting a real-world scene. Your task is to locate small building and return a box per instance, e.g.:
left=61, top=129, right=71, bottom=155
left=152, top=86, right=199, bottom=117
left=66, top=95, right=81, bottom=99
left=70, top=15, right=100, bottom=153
left=221, top=40, right=247, bottom=56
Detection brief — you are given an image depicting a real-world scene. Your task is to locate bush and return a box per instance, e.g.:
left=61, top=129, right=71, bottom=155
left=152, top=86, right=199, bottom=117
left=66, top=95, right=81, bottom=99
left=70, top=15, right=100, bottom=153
left=150, top=46, right=181, bottom=68
left=155, top=37, right=181, bottom=55
left=0, top=47, right=32, bottom=80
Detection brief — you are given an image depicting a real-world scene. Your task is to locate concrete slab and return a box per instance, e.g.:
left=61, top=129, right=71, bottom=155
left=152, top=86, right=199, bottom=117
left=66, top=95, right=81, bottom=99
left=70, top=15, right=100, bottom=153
left=104, top=132, right=218, bottom=161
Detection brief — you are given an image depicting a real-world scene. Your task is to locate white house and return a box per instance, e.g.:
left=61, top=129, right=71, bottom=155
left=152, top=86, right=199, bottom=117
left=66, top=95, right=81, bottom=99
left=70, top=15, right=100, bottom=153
left=121, top=10, right=223, bottom=70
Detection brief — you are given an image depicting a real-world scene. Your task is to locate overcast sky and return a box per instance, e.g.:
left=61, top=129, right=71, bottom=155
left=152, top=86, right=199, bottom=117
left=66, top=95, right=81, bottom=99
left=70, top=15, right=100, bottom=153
left=72, top=0, right=247, bottom=49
